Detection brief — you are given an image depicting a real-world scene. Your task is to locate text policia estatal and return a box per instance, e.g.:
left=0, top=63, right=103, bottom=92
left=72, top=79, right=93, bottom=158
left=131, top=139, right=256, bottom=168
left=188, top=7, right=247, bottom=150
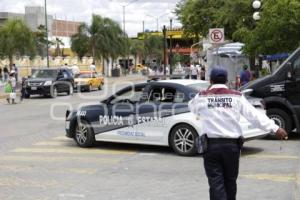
left=99, top=115, right=165, bottom=126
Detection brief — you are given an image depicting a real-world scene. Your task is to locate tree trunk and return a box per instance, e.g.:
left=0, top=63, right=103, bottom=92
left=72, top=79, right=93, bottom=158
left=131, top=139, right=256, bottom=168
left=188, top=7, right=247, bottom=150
left=9, top=55, right=13, bottom=71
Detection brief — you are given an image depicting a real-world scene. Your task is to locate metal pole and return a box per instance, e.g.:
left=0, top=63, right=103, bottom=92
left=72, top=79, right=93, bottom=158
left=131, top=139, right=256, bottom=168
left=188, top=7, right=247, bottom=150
left=122, top=5, right=127, bottom=76
left=163, top=25, right=167, bottom=76
left=169, top=19, right=173, bottom=75
left=156, top=18, right=159, bottom=32
left=44, top=0, right=49, bottom=68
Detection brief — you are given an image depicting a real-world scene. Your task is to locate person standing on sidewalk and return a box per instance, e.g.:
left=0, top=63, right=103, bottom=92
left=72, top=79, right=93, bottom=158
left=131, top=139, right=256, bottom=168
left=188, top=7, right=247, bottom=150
left=12, top=63, right=18, bottom=82
left=3, top=66, right=9, bottom=82
left=190, top=64, right=198, bottom=79
left=188, top=67, right=288, bottom=200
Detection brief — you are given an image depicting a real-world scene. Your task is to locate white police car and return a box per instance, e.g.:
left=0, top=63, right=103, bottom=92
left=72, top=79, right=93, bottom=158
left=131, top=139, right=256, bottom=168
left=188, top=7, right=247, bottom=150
left=65, top=79, right=268, bottom=156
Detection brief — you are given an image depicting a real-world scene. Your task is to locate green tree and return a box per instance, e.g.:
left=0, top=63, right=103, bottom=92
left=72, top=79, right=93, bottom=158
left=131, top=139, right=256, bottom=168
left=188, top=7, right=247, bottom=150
left=52, top=37, right=64, bottom=57
left=175, top=0, right=224, bottom=41
left=71, top=15, right=126, bottom=67
left=130, top=39, right=144, bottom=67
left=144, top=34, right=164, bottom=66
left=241, top=0, right=300, bottom=55
left=0, top=19, right=36, bottom=68
left=71, top=24, right=90, bottom=60
left=34, top=25, right=53, bottom=57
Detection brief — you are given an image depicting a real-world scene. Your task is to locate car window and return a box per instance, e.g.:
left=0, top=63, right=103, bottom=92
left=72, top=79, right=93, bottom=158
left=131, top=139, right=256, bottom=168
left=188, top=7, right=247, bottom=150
left=174, top=91, right=185, bottom=103
left=148, top=87, right=176, bottom=103
left=294, top=55, right=300, bottom=77
left=186, top=82, right=210, bottom=91
left=110, top=86, right=145, bottom=104
left=32, top=69, right=58, bottom=78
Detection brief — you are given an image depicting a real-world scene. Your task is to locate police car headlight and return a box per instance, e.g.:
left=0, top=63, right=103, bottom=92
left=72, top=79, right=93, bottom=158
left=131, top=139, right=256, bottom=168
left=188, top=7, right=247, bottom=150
left=44, top=80, right=53, bottom=86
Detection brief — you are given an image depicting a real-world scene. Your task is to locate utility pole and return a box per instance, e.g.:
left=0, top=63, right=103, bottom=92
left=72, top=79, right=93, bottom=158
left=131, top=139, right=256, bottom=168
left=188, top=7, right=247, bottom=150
left=44, top=0, right=49, bottom=68
left=163, top=25, right=167, bottom=76
left=169, top=19, right=173, bottom=75
left=122, top=5, right=127, bottom=76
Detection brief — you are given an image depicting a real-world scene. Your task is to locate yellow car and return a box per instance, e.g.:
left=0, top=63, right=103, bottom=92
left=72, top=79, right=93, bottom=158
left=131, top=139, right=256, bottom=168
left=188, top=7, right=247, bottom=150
left=74, top=71, right=104, bottom=92
left=134, top=64, right=146, bottom=72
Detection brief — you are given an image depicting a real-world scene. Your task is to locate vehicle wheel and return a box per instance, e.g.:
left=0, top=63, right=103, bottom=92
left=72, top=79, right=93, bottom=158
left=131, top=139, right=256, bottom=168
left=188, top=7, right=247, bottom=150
left=267, top=108, right=292, bottom=136
left=74, top=120, right=95, bottom=147
left=24, top=94, right=30, bottom=99
left=170, top=124, right=198, bottom=156
left=50, top=87, right=58, bottom=98
left=67, top=86, right=73, bottom=95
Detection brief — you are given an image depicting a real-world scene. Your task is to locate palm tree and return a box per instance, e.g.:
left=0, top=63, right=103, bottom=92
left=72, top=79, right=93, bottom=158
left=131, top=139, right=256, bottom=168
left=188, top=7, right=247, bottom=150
left=52, top=37, right=64, bottom=57
left=130, top=39, right=145, bottom=67
left=0, top=19, right=36, bottom=69
left=71, top=15, right=126, bottom=74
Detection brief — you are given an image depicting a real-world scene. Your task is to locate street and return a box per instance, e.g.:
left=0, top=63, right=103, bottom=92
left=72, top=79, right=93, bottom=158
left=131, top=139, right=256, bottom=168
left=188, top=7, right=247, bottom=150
left=0, top=77, right=299, bottom=200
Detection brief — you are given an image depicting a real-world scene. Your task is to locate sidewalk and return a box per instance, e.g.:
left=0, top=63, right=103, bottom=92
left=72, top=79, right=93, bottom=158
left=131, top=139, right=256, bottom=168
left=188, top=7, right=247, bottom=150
left=0, top=74, right=147, bottom=99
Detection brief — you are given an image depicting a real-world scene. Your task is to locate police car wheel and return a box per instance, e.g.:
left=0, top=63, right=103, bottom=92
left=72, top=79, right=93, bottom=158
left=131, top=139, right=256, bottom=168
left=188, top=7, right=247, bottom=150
left=170, top=124, right=197, bottom=156
left=74, top=120, right=95, bottom=147
left=267, top=108, right=292, bottom=135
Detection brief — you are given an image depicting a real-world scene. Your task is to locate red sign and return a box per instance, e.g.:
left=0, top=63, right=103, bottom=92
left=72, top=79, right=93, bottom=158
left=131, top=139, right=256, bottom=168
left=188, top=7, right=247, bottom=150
left=209, top=28, right=224, bottom=43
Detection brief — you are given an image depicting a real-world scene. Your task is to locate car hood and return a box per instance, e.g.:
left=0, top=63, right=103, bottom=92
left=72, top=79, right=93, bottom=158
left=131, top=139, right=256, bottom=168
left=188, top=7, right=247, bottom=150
left=27, top=78, right=56, bottom=82
left=240, top=75, right=273, bottom=91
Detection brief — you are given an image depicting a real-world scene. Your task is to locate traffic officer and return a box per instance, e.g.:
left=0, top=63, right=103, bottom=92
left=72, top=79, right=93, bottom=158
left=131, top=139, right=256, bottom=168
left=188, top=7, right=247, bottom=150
left=188, top=67, right=288, bottom=200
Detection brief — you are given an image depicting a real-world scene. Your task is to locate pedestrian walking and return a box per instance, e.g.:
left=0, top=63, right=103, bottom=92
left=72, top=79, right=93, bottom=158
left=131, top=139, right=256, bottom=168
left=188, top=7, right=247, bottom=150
left=89, top=62, right=96, bottom=72
left=12, top=63, right=18, bottom=82
left=200, top=66, right=206, bottom=80
left=188, top=67, right=288, bottom=200
left=20, top=77, right=27, bottom=102
left=190, top=64, right=198, bottom=80
left=0, top=66, right=2, bottom=82
left=240, top=65, right=251, bottom=86
left=3, top=66, right=9, bottom=82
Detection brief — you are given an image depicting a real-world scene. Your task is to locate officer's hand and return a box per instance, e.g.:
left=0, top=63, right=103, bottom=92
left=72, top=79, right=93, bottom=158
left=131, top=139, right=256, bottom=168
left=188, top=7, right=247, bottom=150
left=275, top=128, right=288, bottom=140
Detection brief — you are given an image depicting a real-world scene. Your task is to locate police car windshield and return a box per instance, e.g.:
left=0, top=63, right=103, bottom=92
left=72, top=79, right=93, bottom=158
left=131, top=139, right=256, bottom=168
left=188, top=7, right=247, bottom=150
left=32, top=69, right=58, bottom=78
left=187, top=82, right=210, bottom=92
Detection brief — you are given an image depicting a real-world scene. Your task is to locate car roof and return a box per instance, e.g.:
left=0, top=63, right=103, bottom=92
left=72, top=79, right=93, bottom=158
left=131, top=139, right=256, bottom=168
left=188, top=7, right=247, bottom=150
left=157, top=79, right=209, bottom=86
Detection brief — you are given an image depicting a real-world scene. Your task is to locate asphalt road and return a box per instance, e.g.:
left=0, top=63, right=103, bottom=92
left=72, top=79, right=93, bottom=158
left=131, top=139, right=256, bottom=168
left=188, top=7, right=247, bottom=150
left=0, top=79, right=300, bottom=200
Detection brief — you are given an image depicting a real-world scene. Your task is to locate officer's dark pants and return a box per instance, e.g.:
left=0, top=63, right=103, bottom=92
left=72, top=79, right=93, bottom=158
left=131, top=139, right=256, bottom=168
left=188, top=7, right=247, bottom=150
left=203, top=141, right=240, bottom=200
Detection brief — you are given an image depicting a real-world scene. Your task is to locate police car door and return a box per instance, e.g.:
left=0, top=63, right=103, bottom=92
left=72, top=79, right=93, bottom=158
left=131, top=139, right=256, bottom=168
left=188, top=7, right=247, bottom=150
left=96, top=85, right=144, bottom=142
left=134, top=84, right=177, bottom=143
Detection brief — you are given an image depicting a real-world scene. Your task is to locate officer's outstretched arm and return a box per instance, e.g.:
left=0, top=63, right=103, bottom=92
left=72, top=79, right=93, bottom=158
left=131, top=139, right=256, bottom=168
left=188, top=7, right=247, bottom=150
left=240, top=96, right=280, bottom=134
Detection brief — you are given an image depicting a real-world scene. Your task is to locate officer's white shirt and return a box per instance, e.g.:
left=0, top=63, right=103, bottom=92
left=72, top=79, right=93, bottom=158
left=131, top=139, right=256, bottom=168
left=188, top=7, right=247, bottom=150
left=188, top=84, right=279, bottom=138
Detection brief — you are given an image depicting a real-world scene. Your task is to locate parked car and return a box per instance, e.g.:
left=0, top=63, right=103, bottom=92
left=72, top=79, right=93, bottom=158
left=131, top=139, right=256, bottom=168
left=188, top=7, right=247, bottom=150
left=25, top=68, right=74, bottom=98
left=65, top=79, right=268, bottom=156
left=74, top=71, right=104, bottom=92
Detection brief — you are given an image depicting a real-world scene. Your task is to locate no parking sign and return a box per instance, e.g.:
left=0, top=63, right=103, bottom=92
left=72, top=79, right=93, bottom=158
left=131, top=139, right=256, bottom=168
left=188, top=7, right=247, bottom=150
left=209, top=28, right=224, bottom=44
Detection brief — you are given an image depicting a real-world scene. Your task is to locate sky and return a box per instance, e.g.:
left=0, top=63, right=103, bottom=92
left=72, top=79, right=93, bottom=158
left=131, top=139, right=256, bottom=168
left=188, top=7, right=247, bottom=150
left=0, top=0, right=182, bottom=37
